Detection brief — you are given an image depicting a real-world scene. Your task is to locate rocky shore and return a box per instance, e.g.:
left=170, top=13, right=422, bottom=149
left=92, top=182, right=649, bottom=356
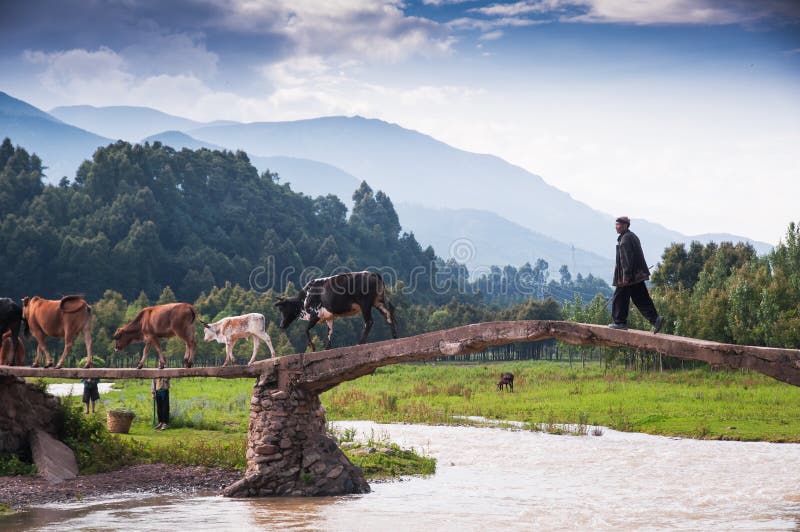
left=0, top=464, right=242, bottom=510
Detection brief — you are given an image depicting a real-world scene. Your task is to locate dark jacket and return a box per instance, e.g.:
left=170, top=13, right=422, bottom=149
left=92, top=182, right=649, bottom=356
left=613, top=230, right=650, bottom=287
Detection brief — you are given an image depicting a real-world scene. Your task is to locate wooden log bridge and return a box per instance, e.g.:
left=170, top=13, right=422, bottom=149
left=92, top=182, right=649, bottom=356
left=2, top=320, right=800, bottom=498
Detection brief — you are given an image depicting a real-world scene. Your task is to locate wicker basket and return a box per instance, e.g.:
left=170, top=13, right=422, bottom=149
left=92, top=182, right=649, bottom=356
left=106, top=410, right=135, bottom=433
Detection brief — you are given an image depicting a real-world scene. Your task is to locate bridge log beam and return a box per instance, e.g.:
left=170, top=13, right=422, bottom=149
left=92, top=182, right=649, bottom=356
left=263, top=320, right=800, bottom=392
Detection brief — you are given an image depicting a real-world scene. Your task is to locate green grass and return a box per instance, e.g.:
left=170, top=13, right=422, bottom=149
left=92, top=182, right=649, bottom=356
left=78, top=377, right=432, bottom=476
left=322, top=362, right=800, bottom=442
left=33, top=361, right=800, bottom=482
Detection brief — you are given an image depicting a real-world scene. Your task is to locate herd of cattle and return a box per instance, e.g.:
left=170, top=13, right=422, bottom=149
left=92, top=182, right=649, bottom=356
left=0, top=271, right=396, bottom=369
left=0, top=270, right=516, bottom=391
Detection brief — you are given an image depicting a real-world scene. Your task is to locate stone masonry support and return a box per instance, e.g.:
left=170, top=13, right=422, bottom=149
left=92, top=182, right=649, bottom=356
left=223, top=373, right=369, bottom=497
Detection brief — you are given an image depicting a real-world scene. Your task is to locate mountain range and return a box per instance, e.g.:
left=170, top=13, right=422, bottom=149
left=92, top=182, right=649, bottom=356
left=1, top=90, right=772, bottom=281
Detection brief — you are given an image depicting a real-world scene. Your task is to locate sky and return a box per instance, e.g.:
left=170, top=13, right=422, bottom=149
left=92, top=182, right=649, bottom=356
left=1, top=0, right=799, bottom=244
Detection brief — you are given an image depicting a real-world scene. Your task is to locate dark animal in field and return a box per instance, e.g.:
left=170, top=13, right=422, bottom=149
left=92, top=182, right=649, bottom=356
left=113, top=302, right=198, bottom=369
left=274, top=271, right=397, bottom=351
left=0, top=298, right=23, bottom=366
left=202, top=313, right=276, bottom=366
left=22, top=295, right=93, bottom=368
left=497, top=372, right=514, bottom=392
left=1, top=330, right=25, bottom=366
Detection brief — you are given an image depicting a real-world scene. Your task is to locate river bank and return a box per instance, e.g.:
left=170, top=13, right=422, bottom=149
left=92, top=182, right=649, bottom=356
left=0, top=464, right=241, bottom=510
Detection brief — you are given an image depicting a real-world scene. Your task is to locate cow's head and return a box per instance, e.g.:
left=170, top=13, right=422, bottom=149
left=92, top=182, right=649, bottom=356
left=203, top=324, right=219, bottom=343
left=112, top=326, right=141, bottom=351
left=274, top=296, right=303, bottom=329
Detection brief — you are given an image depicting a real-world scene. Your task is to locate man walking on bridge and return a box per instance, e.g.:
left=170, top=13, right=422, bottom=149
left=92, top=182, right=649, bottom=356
left=608, top=216, right=665, bottom=333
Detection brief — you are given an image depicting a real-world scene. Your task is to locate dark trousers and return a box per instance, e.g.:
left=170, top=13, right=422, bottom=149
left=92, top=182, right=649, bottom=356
left=612, top=282, right=658, bottom=325
left=155, top=390, right=170, bottom=424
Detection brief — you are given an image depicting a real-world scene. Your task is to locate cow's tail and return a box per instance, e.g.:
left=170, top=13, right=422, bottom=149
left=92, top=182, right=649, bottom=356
left=382, top=285, right=399, bottom=339
left=191, top=306, right=211, bottom=329
left=20, top=303, right=30, bottom=339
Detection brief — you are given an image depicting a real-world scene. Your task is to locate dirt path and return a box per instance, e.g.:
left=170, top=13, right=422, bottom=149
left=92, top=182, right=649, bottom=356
left=0, top=464, right=242, bottom=510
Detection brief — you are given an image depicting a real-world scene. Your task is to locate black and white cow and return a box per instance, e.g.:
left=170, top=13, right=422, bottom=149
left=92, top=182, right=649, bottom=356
left=274, top=271, right=397, bottom=351
left=0, top=298, right=23, bottom=366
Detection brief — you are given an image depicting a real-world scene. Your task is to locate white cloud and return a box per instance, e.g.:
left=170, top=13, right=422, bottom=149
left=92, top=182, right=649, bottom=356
left=205, top=0, right=454, bottom=61
left=121, top=32, right=218, bottom=78
left=480, top=30, right=505, bottom=40
left=462, top=0, right=800, bottom=26
left=448, top=16, right=544, bottom=32
left=566, top=0, right=748, bottom=25
left=259, top=55, right=483, bottom=122
left=470, top=0, right=566, bottom=17
left=24, top=47, right=135, bottom=96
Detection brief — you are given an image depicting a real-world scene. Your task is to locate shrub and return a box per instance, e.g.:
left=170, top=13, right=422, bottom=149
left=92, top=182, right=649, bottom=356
left=57, top=398, right=142, bottom=474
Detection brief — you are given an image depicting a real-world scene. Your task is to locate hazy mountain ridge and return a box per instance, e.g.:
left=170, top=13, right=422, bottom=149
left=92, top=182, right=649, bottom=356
left=0, top=92, right=112, bottom=180
left=395, top=203, right=615, bottom=277
left=1, top=93, right=773, bottom=277
left=50, top=104, right=237, bottom=142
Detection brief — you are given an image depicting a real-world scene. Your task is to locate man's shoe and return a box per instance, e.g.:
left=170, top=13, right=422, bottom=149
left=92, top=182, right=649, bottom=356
left=652, top=316, right=665, bottom=334
left=160, top=424, right=168, bottom=430
left=608, top=323, right=628, bottom=330
left=154, top=423, right=163, bottom=430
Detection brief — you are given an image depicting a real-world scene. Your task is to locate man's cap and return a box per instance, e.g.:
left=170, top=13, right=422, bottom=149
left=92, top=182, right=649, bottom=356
left=615, top=216, right=631, bottom=225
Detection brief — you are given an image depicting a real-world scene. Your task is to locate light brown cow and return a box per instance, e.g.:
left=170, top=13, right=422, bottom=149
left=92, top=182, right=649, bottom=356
left=113, top=302, right=198, bottom=369
left=22, top=295, right=94, bottom=369
left=202, top=313, right=276, bottom=366
left=1, top=330, right=25, bottom=366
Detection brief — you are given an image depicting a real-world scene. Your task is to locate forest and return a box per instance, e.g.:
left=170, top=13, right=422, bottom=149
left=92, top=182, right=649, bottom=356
left=1, top=137, right=798, bottom=366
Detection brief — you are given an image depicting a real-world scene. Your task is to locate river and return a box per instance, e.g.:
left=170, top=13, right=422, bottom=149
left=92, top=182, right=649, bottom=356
left=7, top=421, right=800, bottom=530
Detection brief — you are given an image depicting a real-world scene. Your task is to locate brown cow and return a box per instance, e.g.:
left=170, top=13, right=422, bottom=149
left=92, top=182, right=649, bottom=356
left=1, top=330, right=25, bottom=366
left=22, top=295, right=94, bottom=369
left=497, top=372, right=514, bottom=392
left=113, top=303, right=198, bottom=369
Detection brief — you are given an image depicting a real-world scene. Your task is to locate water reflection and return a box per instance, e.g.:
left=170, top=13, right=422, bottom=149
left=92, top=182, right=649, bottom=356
left=8, top=421, right=800, bottom=531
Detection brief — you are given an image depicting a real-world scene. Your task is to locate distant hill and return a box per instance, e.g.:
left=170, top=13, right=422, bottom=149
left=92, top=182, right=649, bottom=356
left=50, top=104, right=236, bottom=142
left=396, top=203, right=614, bottom=277
left=0, top=91, right=111, bottom=180
left=12, top=99, right=774, bottom=269
left=144, top=130, right=361, bottom=203
left=187, top=116, right=775, bottom=262
left=250, top=156, right=361, bottom=204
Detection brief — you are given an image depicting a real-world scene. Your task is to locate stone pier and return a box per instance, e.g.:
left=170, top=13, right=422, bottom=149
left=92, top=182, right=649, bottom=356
left=223, top=373, right=369, bottom=497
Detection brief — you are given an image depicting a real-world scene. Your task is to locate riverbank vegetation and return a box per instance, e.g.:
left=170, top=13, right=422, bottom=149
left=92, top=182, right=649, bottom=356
left=324, top=362, right=800, bottom=442
left=51, top=358, right=800, bottom=481
left=46, top=378, right=436, bottom=479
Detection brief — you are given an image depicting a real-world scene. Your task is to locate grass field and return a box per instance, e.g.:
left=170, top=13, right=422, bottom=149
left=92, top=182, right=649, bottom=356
left=41, top=360, right=800, bottom=476
left=86, top=360, right=800, bottom=442
left=321, top=361, right=800, bottom=442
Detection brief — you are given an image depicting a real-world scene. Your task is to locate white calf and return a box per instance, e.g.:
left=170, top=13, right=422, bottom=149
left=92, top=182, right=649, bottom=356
left=202, top=313, right=276, bottom=366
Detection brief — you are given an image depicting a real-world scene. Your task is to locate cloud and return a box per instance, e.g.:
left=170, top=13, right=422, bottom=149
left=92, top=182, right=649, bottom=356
left=480, top=30, right=505, bottom=40
left=469, top=0, right=568, bottom=17
left=203, top=0, right=454, bottom=61
left=460, top=0, right=800, bottom=26
left=448, top=16, right=545, bottom=32
left=121, top=32, right=219, bottom=78
left=21, top=45, right=239, bottom=120
left=260, top=54, right=483, bottom=121
left=24, top=47, right=135, bottom=94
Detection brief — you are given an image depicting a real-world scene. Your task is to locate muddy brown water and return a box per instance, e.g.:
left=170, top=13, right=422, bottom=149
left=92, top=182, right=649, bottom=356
left=6, top=420, right=800, bottom=530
